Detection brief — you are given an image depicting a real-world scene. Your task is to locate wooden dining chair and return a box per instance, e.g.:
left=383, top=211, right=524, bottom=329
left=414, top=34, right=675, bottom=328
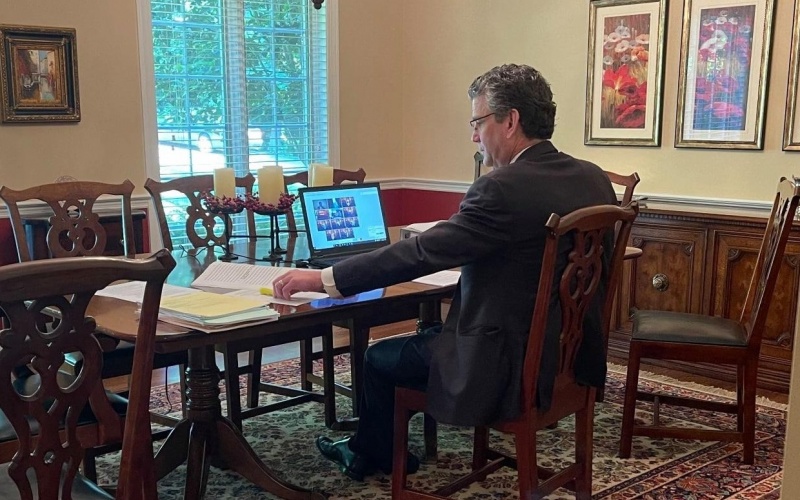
left=0, top=180, right=187, bottom=475
left=392, top=203, right=638, bottom=500
left=619, top=177, right=800, bottom=465
left=604, top=170, right=640, bottom=206
left=0, top=251, right=175, bottom=500
left=144, top=173, right=257, bottom=251
left=145, top=173, right=269, bottom=429
left=0, top=180, right=137, bottom=261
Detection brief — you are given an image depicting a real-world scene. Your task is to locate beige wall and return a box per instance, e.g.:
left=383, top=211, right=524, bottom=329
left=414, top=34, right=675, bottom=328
left=0, top=1, right=147, bottom=189
left=398, top=0, right=800, bottom=203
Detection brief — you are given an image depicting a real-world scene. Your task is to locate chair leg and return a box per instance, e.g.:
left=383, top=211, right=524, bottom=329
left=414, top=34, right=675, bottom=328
left=246, top=349, right=262, bottom=408
left=472, top=426, right=489, bottom=476
left=619, top=341, right=642, bottom=458
left=514, top=424, right=537, bottom=499
left=83, top=451, right=98, bottom=483
left=574, top=397, right=594, bottom=500
left=392, top=390, right=412, bottom=499
left=741, top=360, right=758, bottom=465
left=424, top=414, right=438, bottom=461
left=737, top=363, right=745, bottom=433
left=222, top=346, right=243, bottom=430
left=299, top=339, right=313, bottom=391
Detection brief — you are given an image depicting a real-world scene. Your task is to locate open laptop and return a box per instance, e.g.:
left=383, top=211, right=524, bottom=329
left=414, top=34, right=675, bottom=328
left=298, top=182, right=391, bottom=268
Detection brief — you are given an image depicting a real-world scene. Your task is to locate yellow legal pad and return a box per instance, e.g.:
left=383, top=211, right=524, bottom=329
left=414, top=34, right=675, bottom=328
left=159, top=291, right=279, bottom=332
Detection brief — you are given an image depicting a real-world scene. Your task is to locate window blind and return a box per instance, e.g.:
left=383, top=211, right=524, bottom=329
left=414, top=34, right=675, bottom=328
left=150, top=0, right=327, bottom=244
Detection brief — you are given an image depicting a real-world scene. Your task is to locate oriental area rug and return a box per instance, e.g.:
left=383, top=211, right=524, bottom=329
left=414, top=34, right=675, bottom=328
left=96, top=357, right=786, bottom=499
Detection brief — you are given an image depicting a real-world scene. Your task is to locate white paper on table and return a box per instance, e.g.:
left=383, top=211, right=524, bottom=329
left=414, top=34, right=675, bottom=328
left=224, top=288, right=328, bottom=306
left=191, top=261, right=317, bottom=291
left=96, top=282, right=199, bottom=303
left=412, top=270, right=461, bottom=287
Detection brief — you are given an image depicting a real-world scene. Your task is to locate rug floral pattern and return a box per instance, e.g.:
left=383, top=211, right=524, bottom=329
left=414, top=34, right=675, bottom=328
left=96, top=359, right=785, bottom=499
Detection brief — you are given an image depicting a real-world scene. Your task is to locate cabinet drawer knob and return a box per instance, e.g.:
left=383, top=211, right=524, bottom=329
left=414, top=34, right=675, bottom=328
left=652, top=273, right=669, bottom=292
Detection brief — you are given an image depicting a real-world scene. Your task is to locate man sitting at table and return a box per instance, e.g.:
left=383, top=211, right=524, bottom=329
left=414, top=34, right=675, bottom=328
left=273, top=63, right=617, bottom=481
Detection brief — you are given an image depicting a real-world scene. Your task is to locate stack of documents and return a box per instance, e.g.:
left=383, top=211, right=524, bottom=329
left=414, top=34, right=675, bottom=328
left=158, top=291, right=279, bottom=333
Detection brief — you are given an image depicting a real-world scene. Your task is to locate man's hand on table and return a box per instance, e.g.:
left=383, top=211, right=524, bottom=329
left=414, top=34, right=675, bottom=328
left=273, top=269, right=324, bottom=299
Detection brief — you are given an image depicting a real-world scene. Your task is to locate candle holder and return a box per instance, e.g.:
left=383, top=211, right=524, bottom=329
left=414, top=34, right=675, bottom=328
left=202, top=193, right=246, bottom=262
left=252, top=207, right=289, bottom=261
left=243, top=193, right=297, bottom=262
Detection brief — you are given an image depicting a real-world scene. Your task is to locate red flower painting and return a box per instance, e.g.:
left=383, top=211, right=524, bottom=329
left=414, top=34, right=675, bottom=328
left=599, top=14, right=651, bottom=129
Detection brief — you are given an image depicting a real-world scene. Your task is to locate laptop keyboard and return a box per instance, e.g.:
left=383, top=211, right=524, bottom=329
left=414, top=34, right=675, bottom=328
left=307, top=255, right=354, bottom=269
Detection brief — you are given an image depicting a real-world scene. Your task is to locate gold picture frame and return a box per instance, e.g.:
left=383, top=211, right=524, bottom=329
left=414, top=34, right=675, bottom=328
left=675, top=0, right=775, bottom=149
left=0, top=24, right=80, bottom=123
left=584, top=0, right=668, bottom=147
left=783, top=0, right=800, bottom=151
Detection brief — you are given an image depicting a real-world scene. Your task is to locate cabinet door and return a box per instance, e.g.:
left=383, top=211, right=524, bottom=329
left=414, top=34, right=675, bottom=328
left=711, top=232, right=800, bottom=374
left=619, top=225, right=707, bottom=327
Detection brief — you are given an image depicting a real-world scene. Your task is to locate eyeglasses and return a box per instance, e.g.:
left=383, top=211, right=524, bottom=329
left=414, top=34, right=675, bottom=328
left=469, top=112, right=496, bottom=130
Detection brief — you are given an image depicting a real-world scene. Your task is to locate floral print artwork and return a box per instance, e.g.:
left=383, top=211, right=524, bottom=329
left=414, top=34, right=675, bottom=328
left=692, top=7, right=756, bottom=131
left=600, top=14, right=652, bottom=129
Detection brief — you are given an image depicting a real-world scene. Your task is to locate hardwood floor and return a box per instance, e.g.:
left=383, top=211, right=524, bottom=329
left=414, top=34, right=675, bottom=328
left=108, top=316, right=790, bottom=406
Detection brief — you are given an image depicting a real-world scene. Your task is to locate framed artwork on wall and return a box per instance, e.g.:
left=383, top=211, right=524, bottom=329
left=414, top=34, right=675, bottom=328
left=783, top=0, right=800, bottom=151
left=584, top=0, right=668, bottom=147
left=675, top=0, right=775, bottom=149
left=0, top=25, right=80, bottom=123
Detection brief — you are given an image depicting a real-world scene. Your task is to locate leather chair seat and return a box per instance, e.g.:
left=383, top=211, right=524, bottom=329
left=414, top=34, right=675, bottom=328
left=0, top=464, right=113, bottom=500
left=0, top=373, right=127, bottom=443
left=632, top=309, right=747, bottom=346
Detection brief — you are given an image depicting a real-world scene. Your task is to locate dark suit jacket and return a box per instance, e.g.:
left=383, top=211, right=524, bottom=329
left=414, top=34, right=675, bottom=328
left=331, top=141, right=618, bottom=426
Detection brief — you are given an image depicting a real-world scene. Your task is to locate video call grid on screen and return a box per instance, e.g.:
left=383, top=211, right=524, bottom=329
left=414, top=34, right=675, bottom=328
left=300, top=184, right=389, bottom=252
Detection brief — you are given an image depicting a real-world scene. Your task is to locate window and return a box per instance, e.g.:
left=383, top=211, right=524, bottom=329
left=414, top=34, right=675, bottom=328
left=148, top=0, right=329, bottom=244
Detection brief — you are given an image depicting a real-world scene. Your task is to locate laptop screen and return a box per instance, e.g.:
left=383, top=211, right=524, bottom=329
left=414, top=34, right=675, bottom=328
left=298, top=182, right=390, bottom=257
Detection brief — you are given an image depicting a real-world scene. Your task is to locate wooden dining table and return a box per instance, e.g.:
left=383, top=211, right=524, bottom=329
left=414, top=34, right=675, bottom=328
left=87, top=231, right=455, bottom=500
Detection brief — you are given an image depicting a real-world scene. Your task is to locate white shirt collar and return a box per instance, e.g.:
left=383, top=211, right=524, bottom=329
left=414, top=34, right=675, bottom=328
left=510, top=145, right=534, bottom=164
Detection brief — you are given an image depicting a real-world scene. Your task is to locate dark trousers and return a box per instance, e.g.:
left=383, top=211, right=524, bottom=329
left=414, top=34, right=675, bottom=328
left=348, top=327, right=439, bottom=465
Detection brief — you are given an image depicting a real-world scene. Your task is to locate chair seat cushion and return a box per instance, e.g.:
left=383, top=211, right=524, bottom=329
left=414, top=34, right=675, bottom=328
left=0, top=463, right=113, bottom=499
left=631, top=310, right=747, bottom=346
left=0, top=373, right=127, bottom=442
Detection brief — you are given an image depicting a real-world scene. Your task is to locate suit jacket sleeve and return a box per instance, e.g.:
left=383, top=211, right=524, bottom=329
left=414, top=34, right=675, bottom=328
left=331, top=174, right=512, bottom=296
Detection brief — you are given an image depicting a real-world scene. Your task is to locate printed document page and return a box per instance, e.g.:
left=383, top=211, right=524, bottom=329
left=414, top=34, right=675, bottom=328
left=191, top=261, right=300, bottom=291
left=412, top=270, right=461, bottom=287
left=97, top=282, right=199, bottom=303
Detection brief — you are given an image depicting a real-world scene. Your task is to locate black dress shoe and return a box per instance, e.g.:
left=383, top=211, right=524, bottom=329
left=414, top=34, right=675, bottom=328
left=316, top=436, right=376, bottom=481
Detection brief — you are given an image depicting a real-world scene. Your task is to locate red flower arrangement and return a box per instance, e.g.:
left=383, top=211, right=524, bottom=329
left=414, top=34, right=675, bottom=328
left=201, top=192, right=244, bottom=213
left=241, top=193, right=297, bottom=214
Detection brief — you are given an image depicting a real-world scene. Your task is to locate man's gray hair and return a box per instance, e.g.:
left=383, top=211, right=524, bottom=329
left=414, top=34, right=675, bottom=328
left=468, top=64, right=556, bottom=139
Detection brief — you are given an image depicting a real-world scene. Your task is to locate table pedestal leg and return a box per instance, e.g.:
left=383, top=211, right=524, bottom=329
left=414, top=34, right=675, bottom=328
left=153, top=346, right=325, bottom=500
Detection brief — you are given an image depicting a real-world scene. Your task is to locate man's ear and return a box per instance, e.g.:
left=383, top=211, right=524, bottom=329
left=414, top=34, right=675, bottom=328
left=505, top=108, right=520, bottom=138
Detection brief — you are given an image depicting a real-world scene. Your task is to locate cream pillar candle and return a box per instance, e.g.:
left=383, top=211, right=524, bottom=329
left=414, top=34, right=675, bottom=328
left=213, top=168, right=236, bottom=198
left=310, top=163, right=334, bottom=187
left=257, top=165, right=284, bottom=204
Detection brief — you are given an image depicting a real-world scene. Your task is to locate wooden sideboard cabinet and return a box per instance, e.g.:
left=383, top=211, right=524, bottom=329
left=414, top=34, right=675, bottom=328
left=610, top=204, right=800, bottom=393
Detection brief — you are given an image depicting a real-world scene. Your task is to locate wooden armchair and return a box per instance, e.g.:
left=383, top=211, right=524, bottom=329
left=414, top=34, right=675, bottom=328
left=392, top=203, right=638, bottom=500
left=0, top=251, right=175, bottom=500
left=619, top=177, right=800, bottom=464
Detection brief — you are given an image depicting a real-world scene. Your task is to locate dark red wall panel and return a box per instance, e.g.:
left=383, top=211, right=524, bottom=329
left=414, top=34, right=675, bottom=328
left=381, top=188, right=463, bottom=227
left=0, top=218, right=19, bottom=266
